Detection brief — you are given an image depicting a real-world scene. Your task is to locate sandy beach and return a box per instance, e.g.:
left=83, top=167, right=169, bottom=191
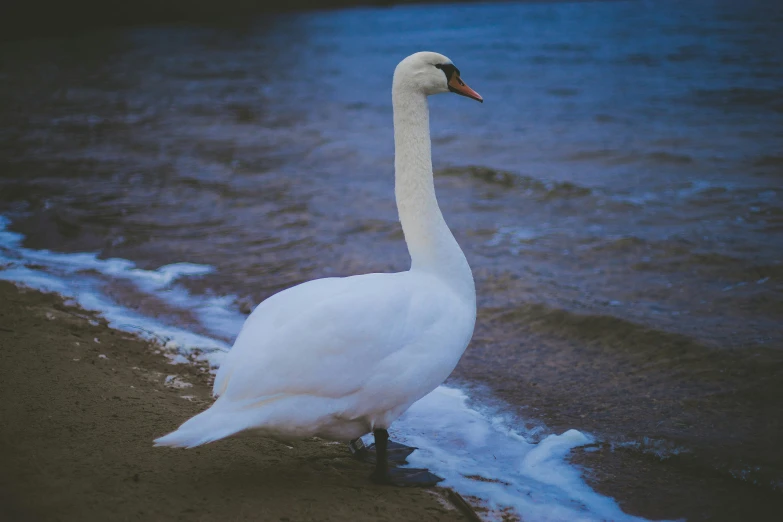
left=0, top=281, right=468, bottom=522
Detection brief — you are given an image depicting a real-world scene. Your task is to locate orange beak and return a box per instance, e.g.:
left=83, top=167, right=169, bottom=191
left=448, top=75, right=483, bottom=103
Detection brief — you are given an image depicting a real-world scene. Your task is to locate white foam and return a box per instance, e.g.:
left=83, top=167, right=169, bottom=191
left=0, top=216, right=229, bottom=367
left=0, top=214, right=653, bottom=521
left=486, top=225, right=543, bottom=255
left=383, top=387, right=650, bottom=521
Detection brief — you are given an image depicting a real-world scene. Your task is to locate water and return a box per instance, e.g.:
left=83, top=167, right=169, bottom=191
left=1, top=0, right=782, bottom=519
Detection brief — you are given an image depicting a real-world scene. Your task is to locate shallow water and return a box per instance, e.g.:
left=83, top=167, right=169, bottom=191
left=1, top=0, right=782, bottom=519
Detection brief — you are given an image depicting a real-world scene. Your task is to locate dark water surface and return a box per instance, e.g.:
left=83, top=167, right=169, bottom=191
left=1, top=0, right=782, bottom=519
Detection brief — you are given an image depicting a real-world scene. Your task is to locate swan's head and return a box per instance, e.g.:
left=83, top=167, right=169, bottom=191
left=394, top=51, right=483, bottom=103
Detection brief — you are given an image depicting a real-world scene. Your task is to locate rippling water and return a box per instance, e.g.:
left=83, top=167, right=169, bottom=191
left=1, top=0, right=782, bottom=519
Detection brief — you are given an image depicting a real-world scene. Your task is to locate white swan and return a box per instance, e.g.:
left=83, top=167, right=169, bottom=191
left=155, top=51, right=483, bottom=486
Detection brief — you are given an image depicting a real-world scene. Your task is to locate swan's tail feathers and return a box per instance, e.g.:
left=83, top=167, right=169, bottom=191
left=153, top=407, right=246, bottom=449
left=154, top=395, right=288, bottom=448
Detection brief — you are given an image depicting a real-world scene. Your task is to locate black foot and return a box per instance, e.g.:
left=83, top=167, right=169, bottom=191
left=370, top=467, right=444, bottom=487
left=351, top=439, right=416, bottom=465
left=363, top=429, right=441, bottom=487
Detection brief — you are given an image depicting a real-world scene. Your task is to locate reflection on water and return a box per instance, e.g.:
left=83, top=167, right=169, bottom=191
left=1, top=0, right=782, bottom=519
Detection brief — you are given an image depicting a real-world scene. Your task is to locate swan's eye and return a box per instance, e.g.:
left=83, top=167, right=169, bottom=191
left=434, top=63, right=460, bottom=81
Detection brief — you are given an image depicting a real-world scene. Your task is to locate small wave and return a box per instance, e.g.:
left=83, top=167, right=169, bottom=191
left=611, top=437, right=690, bottom=461
left=645, top=151, right=693, bottom=165
left=691, top=87, right=783, bottom=112
left=585, top=235, right=697, bottom=257
left=489, top=302, right=709, bottom=362
left=753, top=155, right=783, bottom=168
left=622, top=53, right=661, bottom=67
left=485, top=226, right=544, bottom=255
left=584, top=235, right=649, bottom=253
left=540, top=43, right=595, bottom=53
left=581, top=437, right=783, bottom=498
left=666, top=44, right=706, bottom=63
left=604, top=179, right=759, bottom=208
left=529, top=54, right=590, bottom=66
left=584, top=235, right=782, bottom=285
left=547, top=87, right=579, bottom=98
left=566, top=149, right=693, bottom=166
left=616, top=437, right=783, bottom=494
left=634, top=249, right=782, bottom=282
left=566, top=149, right=620, bottom=162
left=438, top=166, right=592, bottom=199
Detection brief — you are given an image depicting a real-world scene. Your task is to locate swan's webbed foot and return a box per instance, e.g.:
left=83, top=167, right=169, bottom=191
left=349, top=438, right=416, bottom=465
left=370, top=466, right=444, bottom=487
left=364, top=429, right=443, bottom=488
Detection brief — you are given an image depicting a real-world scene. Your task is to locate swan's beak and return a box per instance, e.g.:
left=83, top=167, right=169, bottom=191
left=448, top=75, right=483, bottom=103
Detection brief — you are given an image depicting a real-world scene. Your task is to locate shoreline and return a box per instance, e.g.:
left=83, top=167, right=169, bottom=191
left=0, top=281, right=469, bottom=521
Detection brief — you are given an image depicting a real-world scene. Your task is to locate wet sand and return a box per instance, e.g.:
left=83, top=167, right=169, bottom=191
left=0, top=281, right=466, bottom=522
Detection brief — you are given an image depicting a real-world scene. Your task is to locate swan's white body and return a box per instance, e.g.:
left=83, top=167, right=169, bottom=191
left=155, top=52, right=477, bottom=448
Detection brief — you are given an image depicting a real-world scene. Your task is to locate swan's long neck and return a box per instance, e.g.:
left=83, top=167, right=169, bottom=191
left=392, top=86, right=474, bottom=299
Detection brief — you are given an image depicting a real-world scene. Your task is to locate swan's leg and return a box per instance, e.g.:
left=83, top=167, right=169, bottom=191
left=370, top=429, right=390, bottom=479
left=369, top=429, right=443, bottom=487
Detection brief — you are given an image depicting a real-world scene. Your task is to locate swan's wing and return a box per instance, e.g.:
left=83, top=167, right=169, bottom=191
left=213, top=272, right=461, bottom=403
